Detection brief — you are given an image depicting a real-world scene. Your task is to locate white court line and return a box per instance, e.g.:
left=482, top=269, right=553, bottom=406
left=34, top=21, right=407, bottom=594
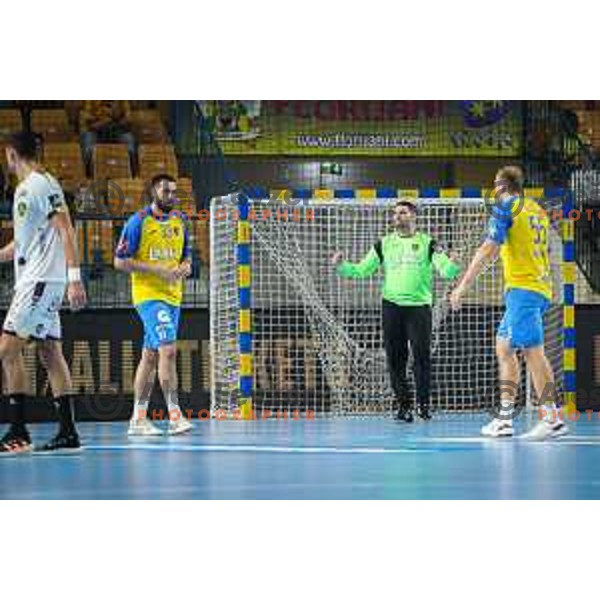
left=85, top=444, right=434, bottom=455
left=84, top=436, right=600, bottom=455
left=421, top=436, right=600, bottom=445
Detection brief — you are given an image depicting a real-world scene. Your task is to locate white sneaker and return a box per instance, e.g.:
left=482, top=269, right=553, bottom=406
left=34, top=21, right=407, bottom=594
left=481, top=418, right=514, bottom=438
left=128, top=419, right=163, bottom=437
left=167, top=417, right=193, bottom=436
left=521, top=419, right=569, bottom=441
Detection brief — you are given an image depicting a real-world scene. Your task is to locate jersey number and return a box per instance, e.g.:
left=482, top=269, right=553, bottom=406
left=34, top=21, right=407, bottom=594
left=528, top=215, right=547, bottom=245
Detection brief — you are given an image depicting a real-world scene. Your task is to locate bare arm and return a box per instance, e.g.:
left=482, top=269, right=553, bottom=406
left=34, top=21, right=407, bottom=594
left=0, top=240, right=15, bottom=263
left=51, top=212, right=80, bottom=268
left=449, top=239, right=499, bottom=309
left=113, top=256, right=181, bottom=282
left=50, top=211, right=87, bottom=310
left=457, top=239, right=499, bottom=291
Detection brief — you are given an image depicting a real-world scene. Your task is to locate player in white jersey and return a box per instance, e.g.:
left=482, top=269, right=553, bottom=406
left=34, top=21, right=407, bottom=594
left=0, top=132, right=87, bottom=455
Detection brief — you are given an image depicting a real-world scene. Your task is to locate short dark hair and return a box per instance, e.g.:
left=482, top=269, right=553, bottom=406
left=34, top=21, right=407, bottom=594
left=151, top=173, right=176, bottom=188
left=6, top=131, right=39, bottom=161
left=395, top=198, right=417, bottom=213
left=496, top=165, right=524, bottom=195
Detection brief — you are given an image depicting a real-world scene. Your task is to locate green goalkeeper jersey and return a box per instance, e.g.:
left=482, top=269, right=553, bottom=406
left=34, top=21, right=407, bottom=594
left=337, top=231, right=461, bottom=306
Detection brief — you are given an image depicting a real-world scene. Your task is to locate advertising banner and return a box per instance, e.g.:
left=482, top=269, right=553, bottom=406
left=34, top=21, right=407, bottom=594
left=197, top=100, right=521, bottom=157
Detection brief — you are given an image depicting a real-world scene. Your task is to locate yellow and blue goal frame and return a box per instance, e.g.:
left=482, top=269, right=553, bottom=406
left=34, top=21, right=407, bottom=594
left=234, top=186, right=577, bottom=418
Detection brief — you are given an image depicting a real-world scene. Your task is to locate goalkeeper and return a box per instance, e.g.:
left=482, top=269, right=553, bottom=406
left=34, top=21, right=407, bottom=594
left=332, top=198, right=461, bottom=421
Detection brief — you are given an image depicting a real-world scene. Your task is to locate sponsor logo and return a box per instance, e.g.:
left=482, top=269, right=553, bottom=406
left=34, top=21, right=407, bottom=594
left=116, top=239, right=129, bottom=255
left=157, top=310, right=171, bottom=324
left=155, top=323, right=173, bottom=341
left=450, top=130, right=515, bottom=150
left=47, top=193, right=63, bottom=209
left=149, top=247, right=178, bottom=261
left=48, top=296, right=62, bottom=313
left=459, top=100, right=512, bottom=128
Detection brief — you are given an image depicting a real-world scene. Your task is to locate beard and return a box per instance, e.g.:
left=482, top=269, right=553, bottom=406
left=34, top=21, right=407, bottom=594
left=155, top=199, right=175, bottom=212
left=395, top=221, right=416, bottom=235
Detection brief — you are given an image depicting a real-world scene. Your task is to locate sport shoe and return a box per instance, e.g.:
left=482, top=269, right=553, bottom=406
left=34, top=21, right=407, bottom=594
left=481, top=418, right=514, bottom=438
left=0, top=427, right=32, bottom=456
left=35, top=431, right=81, bottom=454
left=167, top=416, right=193, bottom=436
left=128, top=419, right=163, bottom=437
left=394, top=405, right=414, bottom=423
left=521, top=419, right=568, bottom=441
left=417, top=405, right=432, bottom=420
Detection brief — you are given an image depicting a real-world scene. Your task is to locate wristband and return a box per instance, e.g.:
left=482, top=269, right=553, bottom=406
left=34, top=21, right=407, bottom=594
left=68, top=267, right=82, bottom=283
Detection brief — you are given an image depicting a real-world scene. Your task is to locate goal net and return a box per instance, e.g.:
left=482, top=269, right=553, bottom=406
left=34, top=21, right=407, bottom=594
left=210, top=194, right=564, bottom=416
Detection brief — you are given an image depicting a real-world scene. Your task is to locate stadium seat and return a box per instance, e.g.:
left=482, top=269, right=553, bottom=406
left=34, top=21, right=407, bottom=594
left=130, top=110, right=169, bottom=144
left=0, top=220, right=13, bottom=247
left=177, top=177, right=196, bottom=213
left=138, top=144, right=178, bottom=181
left=31, top=109, right=73, bottom=141
left=43, top=142, right=86, bottom=182
left=108, top=178, right=147, bottom=215
left=62, top=178, right=91, bottom=199
left=0, top=109, right=23, bottom=142
left=64, top=101, right=82, bottom=130
left=78, top=219, right=115, bottom=267
left=130, top=109, right=162, bottom=124
left=194, top=219, right=210, bottom=267
left=94, top=144, right=132, bottom=180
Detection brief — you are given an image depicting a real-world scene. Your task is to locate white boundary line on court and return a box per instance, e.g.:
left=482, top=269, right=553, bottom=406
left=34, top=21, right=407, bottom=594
left=85, top=444, right=435, bottom=454
left=83, top=436, right=600, bottom=454
left=422, top=436, right=600, bottom=445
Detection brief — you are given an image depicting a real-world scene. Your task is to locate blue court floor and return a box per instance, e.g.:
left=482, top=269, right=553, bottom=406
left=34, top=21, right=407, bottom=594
left=1, top=415, right=600, bottom=499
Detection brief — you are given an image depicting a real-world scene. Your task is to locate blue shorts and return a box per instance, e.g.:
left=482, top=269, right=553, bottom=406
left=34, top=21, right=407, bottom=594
left=135, top=301, right=181, bottom=350
left=497, top=289, right=550, bottom=349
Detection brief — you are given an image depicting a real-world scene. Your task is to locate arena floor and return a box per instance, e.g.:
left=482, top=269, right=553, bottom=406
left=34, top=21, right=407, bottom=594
left=1, top=415, right=599, bottom=499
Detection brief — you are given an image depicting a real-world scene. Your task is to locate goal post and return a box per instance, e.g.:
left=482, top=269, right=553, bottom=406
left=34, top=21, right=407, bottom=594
left=210, top=188, right=573, bottom=418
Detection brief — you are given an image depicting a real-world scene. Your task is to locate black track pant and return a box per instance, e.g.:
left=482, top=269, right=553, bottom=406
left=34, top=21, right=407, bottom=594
left=382, top=300, right=432, bottom=409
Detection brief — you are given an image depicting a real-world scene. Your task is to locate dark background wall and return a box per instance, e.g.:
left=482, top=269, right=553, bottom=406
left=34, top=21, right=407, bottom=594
left=1, top=305, right=597, bottom=423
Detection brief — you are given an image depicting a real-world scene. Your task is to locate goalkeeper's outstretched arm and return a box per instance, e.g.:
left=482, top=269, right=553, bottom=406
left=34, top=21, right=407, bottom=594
left=331, top=246, right=381, bottom=279
left=432, top=248, right=461, bottom=280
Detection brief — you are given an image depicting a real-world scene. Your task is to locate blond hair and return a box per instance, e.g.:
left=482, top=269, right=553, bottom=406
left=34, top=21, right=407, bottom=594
left=496, top=165, right=524, bottom=195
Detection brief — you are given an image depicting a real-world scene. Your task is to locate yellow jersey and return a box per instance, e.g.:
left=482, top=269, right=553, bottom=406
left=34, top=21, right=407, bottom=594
left=487, top=197, right=552, bottom=300
left=116, top=206, right=191, bottom=306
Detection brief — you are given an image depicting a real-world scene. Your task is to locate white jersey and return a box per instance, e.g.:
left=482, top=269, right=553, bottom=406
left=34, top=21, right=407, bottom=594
left=13, top=171, right=68, bottom=290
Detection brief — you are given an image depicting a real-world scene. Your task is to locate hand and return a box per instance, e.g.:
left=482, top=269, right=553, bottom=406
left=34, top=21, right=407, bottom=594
left=448, top=251, right=460, bottom=263
left=449, top=286, right=465, bottom=312
left=157, top=265, right=181, bottom=283
left=68, top=281, right=87, bottom=311
left=331, top=251, right=344, bottom=266
left=176, top=261, right=192, bottom=279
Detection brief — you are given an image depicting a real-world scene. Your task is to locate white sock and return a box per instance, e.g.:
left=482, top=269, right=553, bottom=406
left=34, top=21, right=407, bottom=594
left=499, top=400, right=514, bottom=423
left=165, top=390, right=182, bottom=420
left=542, top=402, right=558, bottom=422
left=132, top=399, right=149, bottom=422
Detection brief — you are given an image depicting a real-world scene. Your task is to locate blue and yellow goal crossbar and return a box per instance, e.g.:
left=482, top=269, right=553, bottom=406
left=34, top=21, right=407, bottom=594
left=235, top=187, right=576, bottom=416
left=243, top=186, right=567, bottom=202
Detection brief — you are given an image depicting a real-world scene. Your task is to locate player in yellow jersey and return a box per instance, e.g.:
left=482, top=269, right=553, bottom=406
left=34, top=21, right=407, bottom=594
left=115, top=174, right=193, bottom=436
left=450, top=166, right=567, bottom=440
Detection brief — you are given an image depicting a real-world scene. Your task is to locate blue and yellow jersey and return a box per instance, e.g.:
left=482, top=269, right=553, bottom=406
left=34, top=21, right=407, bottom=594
left=487, top=196, right=552, bottom=300
left=115, top=205, right=191, bottom=306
